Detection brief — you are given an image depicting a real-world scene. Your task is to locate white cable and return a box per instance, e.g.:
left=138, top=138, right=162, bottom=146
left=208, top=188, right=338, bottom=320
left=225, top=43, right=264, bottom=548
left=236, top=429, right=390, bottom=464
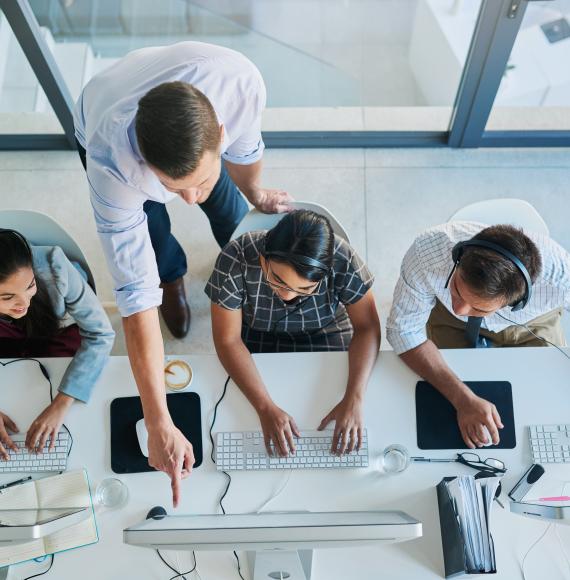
left=495, top=312, right=570, bottom=361
left=555, top=525, right=570, bottom=575
left=256, top=469, right=293, bottom=513
left=521, top=523, right=552, bottom=580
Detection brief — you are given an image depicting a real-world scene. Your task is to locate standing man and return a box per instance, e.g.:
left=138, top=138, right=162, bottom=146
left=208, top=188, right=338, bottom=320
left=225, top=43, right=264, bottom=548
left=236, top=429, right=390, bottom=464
left=74, top=42, right=292, bottom=506
left=387, top=222, right=570, bottom=449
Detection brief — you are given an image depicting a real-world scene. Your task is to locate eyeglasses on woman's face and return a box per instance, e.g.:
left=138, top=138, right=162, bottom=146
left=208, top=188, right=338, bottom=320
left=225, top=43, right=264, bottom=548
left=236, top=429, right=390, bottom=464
left=265, top=259, right=322, bottom=297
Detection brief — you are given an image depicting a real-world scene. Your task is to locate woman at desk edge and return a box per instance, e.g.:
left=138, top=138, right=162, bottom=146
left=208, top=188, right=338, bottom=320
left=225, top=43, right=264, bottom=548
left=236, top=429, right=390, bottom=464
left=206, top=210, right=381, bottom=457
left=0, top=229, right=114, bottom=459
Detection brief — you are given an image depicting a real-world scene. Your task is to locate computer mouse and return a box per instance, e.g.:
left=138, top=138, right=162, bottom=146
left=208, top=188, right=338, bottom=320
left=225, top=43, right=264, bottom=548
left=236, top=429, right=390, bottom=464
left=481, top=426, right=493, bottom=447
left=136, top=419, right=149, bottom=457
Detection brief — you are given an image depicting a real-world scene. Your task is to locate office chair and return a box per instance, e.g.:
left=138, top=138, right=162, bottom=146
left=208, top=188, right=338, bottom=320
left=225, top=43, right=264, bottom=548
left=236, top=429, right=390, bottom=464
left=448, top=199, right=549, bottom=235
left=0, top=209, right=96, bottom=291
left=231, top=201, right=351, bottom=244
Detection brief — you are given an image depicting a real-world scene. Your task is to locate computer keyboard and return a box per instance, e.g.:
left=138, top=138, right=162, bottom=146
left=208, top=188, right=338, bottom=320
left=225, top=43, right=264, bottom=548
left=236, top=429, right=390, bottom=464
left=0, top=431, right=70, bottom=473
left=529, top=424, right=570, bottom=464
left=215, top=429, right=369, bottom=471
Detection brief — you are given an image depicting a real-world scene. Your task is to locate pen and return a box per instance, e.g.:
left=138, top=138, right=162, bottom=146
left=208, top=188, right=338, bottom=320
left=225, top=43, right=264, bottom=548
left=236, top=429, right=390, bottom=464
left=0, top=476, right=32, bottom=492
left=411, top=457, right=455, bottom=463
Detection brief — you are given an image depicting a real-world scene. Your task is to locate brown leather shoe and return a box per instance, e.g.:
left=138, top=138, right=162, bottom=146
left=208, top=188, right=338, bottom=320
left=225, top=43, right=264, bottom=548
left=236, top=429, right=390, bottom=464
left=159, top=277, right=191, bottom=339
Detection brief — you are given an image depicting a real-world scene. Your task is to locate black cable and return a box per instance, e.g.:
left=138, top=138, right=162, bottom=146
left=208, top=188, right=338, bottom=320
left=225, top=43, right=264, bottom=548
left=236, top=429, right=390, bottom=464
left=168, top=551, right=198, bottom=580
left=496, top=311, right=570, bottom=361
left=210, top=375, right=247, bottom=580
left=23, top=554, right=54, bottom=580
left=1, top=358, right=74, bottom=462
left=233, top=551, right=246, bottom=580
left=209, top=376, right=231, bottom=464
left=156, top=550, right=182, bottom=576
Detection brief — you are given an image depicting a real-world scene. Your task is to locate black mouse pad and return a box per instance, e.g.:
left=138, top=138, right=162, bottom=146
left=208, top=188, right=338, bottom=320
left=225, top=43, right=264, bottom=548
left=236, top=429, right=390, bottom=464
left=110, top=392, right=203, bottom=473
left=416, top=381, right=516, bottom=450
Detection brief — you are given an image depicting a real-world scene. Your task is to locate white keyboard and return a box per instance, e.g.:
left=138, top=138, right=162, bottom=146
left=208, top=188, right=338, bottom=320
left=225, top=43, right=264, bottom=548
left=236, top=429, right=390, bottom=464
left=0, top=431, right=70, bottom=473
left=529, top=424, right=570, bottom=464
left=215, top=429, right=369, bottom=471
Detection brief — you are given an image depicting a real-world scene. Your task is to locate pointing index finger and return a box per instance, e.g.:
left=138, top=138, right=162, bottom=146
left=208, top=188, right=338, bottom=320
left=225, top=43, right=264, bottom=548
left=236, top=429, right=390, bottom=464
left=170, top=463, right=182, bottom=508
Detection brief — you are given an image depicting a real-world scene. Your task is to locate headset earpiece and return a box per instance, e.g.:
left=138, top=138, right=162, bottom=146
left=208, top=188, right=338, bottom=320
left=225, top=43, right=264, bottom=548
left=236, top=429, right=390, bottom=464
left=446, top=239, right=531, bottom=311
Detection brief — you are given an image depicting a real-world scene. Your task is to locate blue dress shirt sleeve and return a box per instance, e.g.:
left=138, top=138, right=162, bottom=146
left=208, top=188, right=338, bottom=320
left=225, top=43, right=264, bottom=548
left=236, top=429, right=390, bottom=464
left=87, top=161, right=163, bottom=317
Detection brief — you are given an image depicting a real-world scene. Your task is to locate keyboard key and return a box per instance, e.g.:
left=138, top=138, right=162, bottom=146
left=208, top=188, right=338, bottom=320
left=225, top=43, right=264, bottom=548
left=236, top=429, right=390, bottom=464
left=215, top=429, right=369, bottom=471
left=0, top=431, right=70, bottom=474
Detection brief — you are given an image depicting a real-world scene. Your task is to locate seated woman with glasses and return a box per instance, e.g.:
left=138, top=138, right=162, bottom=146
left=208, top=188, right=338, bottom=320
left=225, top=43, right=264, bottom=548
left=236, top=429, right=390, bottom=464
left=0, top=229, right=115, bottom=459
left=206, top=209, right=381, bottom=457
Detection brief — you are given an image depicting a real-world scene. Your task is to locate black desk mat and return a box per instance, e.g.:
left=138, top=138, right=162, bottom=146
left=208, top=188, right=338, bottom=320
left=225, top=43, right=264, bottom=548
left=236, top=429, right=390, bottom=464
left=110, top=392, right=203, bottom=473
left=416, top=381, right=516, bottom=450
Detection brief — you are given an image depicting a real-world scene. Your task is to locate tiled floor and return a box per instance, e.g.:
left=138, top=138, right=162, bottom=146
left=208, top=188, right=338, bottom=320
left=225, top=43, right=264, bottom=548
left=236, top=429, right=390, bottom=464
left=0, top=147, right=569, bottom=354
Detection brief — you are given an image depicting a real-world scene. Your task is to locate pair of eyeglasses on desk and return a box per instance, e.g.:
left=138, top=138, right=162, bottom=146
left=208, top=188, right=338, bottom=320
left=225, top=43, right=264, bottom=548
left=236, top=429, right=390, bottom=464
left=411, top=452, right=506, bottom=474
left=412, top=452, right=506, bottom=507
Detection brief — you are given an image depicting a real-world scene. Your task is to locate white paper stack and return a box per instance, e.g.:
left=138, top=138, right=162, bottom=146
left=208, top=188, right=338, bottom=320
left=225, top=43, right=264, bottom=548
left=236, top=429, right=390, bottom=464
left=446, top=475, right=500, bottom=573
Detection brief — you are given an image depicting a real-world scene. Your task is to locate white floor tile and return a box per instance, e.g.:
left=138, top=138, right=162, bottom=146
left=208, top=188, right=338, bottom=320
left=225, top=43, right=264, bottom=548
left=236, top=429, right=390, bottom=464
left=1, top=146, right=569, bottom=354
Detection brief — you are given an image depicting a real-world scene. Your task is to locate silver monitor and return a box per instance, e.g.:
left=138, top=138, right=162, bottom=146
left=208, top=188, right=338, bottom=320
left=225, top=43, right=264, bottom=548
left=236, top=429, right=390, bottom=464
left=0, top=508, right=90, bottom=546
left=0, top=508, right=90, bottom=580
left=124, top=510, right=422, bottom=580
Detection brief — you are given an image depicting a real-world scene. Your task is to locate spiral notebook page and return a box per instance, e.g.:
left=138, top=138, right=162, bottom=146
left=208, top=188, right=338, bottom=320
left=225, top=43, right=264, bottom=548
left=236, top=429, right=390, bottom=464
left=0, top=470, right=97, bottom=567
left=36, top=470, right=91, bottom=509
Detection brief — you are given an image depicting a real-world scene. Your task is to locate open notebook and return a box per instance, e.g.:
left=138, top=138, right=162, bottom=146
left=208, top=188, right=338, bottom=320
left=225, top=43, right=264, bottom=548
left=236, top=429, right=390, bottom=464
left=0, top=469, right=98, bottom=567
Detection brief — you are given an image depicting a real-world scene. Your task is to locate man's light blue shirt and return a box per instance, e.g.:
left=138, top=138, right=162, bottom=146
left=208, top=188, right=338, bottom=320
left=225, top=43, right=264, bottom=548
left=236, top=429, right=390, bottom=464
left=74, top=42, right=266, bottom=317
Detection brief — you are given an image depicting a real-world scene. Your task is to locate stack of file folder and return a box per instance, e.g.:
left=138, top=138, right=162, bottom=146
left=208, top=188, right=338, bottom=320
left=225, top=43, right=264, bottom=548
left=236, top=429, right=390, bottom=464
left=437, top=475, right=501, bottom=577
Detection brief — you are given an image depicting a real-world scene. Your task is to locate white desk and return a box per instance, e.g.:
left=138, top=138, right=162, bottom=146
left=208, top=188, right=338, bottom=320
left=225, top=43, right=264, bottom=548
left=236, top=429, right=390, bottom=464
left=2, top=349, right=570, bottom=579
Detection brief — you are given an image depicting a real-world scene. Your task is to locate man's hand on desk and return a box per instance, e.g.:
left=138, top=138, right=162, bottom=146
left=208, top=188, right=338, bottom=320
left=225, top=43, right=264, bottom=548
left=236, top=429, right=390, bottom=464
left=318, top=397, right=363, bottom=455
left=258, top=403, right=300, bottom=457
left=0, top=411, right=19, bottom=460
left=147, top=422, right=195, bottom=508
left=455, top=392, right=503, bottom=449
left=26, top=393, right=74, bottom=453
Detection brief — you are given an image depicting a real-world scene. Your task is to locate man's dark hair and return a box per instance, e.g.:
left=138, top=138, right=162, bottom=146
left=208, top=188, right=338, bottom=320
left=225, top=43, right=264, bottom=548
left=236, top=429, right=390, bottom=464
left=135, top=81, right=221, bottom=179
left=0, top=229, right=60, bottom=338
left=458, top=224, right=542, bottom=305
left=264, top=210, right=335, bottom=282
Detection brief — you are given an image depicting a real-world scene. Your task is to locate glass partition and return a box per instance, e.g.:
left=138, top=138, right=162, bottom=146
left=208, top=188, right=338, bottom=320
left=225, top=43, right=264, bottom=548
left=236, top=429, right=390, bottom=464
left=0, top=7, right=64, bottom=136
left=486, top=0, right=570, bottom=131
left=24, top=0, right=482, bottom=133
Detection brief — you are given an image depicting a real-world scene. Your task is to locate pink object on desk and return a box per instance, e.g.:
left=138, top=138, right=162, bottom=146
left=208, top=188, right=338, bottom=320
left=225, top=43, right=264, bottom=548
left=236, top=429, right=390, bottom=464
left=538, top=496, right=570, bottom=502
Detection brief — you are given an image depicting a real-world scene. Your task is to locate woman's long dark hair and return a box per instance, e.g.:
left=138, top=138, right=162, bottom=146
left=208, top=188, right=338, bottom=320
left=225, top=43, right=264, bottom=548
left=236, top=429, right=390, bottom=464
left=264, top=210, right=335, bottom=281
left=0, top=229, right=60, bottom=337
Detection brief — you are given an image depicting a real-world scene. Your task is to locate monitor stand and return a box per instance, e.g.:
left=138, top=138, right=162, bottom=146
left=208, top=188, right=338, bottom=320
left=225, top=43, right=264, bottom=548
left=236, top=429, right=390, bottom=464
left=247, top=549, right=313, bottom=580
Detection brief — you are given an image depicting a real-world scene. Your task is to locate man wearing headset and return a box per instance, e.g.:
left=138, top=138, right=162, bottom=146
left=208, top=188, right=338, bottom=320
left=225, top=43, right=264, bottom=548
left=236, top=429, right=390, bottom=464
left=386, top=222, right=570, bottom=449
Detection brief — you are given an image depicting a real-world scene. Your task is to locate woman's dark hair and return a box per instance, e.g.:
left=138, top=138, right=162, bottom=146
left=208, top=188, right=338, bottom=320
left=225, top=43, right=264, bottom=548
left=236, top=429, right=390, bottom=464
left=264, top=210, right=335, bottom=281
left=0, top=229, right=60, bottom=337
left=458, top=224, right=542, bottom=305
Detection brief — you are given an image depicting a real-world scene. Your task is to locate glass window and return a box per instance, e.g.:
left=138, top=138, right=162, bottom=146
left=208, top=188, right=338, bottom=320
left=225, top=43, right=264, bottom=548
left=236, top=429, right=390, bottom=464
left=0, top=7, right=64, bottom=135
left=25, top=0, right=482, bottom=133
left=486, top=0, right=570, bottom=131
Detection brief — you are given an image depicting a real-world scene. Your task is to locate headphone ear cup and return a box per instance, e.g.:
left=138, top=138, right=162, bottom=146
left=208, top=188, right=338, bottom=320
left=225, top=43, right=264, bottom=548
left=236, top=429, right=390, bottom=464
left=510, top=300, right=524, bottom=312
left=451, top=242, right=463, bottom=264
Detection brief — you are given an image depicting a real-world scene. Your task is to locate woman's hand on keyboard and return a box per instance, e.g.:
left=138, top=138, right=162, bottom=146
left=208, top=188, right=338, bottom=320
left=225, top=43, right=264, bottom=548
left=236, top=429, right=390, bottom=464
left=258, top=403, right=301, bottom=457
left=0, top=411, right=20, bottom=459
left=318, top=398, right=364, bottom=455
left=25, top=393, right=74, bottom=453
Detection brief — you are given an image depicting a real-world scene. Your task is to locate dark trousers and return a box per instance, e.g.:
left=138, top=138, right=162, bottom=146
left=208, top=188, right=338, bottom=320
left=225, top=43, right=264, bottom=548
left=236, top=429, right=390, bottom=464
left=76, top=141, right=248, bottom=283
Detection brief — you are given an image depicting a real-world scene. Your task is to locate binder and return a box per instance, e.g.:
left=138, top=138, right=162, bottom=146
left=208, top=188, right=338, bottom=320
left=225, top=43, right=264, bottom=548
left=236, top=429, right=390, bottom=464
left=437, top=477, right=497, bottom=578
